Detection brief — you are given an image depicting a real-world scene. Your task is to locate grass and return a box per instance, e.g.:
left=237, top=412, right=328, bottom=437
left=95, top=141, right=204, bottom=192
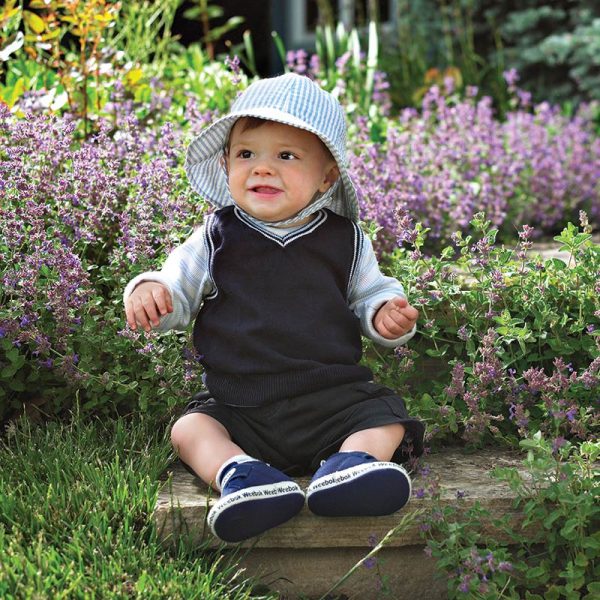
left=0, top=412, right=272, bottom=599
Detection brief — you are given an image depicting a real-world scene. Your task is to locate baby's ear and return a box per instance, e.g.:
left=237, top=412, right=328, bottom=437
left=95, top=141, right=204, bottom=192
left=220, top=151, right=229, bottom=173
left=319, top=164, right=340, bottom=192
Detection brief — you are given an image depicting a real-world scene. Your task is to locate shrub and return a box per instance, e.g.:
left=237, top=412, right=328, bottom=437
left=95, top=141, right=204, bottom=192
left=420, top=434, right=600, bottom=599
left=496, top=0, right=600, bottom=106
left=0, top=103, right=209, bottom=422
left=1, top=71, right=598, bottom=436
left=363, top=213, right=599, bottom=448
left=352, top=87, right=600, bottom=253
left=379, top=1, right=600, bottom=111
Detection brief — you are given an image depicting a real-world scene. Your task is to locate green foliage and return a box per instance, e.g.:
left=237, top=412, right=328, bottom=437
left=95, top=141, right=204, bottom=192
left=381, top=0, right=507, bottom=111
left=0, top=1, right=245, bottom=133
left=0, top=415, right=265, bottom=599
left=104, top=0, right=182, bottom=76
left=538, top=15, right=600, bottom=104
left=162, top=43, right=249, bottom=116
left=314, top=21, right=380, bottom=116
left=380, top=0, right=600, bottom=111
left=495, top=0, right=600, bottom=105
left=182, top=0, right=244, bottom=60
left=421, top=434, right=600, bottom=598
left=362, top=214, right=600, bottom=447
left=0, top=0, right=23, bottom=65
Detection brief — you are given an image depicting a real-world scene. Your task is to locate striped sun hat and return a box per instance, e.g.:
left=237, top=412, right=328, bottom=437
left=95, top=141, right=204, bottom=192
left=185, top=73, right=360, bottom=224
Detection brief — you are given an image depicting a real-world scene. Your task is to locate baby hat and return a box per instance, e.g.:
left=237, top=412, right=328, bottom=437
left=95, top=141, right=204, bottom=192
left=185, top=73, right=360, bottom=223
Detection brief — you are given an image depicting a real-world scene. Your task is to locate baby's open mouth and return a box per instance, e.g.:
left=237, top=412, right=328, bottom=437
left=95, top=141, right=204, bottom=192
left=251, top=186, right=281, bottom=195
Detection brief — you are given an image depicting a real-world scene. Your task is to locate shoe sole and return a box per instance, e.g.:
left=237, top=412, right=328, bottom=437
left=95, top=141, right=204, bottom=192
left=306, top=461, right=411, bottom=517
left=208, top=480, right=305, bottom=543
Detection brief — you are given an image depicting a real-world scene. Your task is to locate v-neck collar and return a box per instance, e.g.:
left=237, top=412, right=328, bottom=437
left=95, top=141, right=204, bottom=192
left=234, top=207, right=329, bottom=247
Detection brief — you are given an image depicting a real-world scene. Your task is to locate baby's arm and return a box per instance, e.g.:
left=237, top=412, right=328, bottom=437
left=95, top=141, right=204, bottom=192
left=123, top=222, right=214, bottom=332
left=348, top=227, right=418, bottom=347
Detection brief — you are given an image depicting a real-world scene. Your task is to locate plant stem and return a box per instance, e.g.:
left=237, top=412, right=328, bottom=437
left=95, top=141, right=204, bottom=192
left=316, top=508, right=424, bottom=600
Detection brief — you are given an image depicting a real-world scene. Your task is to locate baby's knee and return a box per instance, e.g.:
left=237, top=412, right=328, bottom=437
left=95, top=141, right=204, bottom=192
left=170, top=412, right=224, bottom=451
left=170, top=414, right=200, bottom=450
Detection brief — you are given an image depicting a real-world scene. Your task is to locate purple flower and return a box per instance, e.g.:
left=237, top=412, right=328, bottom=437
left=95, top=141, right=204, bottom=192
left=503, top=68, right=519, bottom=87
left=552, top=436, right=567, bottom=453
left=362, top=557, right=377, bottom=570
left=457, top=326, right=470, bottom=341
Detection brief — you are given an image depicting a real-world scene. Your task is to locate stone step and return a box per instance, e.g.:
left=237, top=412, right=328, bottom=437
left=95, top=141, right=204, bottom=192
left=154, top=448, right=527, bottom=600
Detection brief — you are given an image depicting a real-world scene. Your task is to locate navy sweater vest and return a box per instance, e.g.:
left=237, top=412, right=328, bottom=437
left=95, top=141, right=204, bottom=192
left=193, top=206, right=372, bottom=406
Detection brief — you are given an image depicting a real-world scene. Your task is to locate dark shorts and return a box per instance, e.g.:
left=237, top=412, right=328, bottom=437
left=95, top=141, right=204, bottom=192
left=179, top=380, right=425, bottom=476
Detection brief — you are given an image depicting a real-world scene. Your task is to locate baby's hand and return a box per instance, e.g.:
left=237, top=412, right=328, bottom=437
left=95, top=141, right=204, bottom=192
left=125, top=281, right=173, bottom=332
left=373, top=296, right=419, bottom=340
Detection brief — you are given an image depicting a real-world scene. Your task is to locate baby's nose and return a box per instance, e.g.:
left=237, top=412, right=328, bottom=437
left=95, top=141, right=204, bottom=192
left=252, top=158, right=275, bottom=175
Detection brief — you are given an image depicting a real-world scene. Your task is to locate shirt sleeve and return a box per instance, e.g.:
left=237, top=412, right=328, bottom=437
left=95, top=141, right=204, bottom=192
left=122, top=221, right=215, bottom=332
left=348, top=227, right=417, bottom=348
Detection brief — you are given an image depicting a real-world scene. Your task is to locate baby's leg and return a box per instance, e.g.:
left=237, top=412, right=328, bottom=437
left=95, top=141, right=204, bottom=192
left=339, top=423, right=406, bottom=461
left=171, top=413, right=244, bottom=489
left=171, top=412, right=304, bottom=542
left=307, top=423, right=411, bottom=517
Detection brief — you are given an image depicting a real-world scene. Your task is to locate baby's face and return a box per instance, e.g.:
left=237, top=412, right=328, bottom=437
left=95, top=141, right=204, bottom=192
left=226, top=120, right=339, bottom=224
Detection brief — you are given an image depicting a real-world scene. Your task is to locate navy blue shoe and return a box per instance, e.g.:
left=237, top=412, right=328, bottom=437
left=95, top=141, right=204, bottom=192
left=306, top=451, right=411, bottom=517
left=207, top=460, right=305, bottom=543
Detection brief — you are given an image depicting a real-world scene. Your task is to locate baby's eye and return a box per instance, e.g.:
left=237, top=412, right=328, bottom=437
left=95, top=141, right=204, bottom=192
left=237, top=149, right=253, bottom=159
left=279, top=151, right=297, bottom=160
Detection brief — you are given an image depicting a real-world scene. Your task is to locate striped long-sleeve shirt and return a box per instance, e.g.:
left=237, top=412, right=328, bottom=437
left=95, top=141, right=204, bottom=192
left=123, top=210, right=416, bottom=348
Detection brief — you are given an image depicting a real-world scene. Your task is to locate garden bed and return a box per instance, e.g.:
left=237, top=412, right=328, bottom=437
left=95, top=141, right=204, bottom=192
left=154, top=448, right=529, bottom=599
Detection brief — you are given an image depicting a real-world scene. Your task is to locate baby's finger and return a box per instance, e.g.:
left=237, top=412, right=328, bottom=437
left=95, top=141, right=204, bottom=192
left=130, top=296, right=152, bottom=332
left=141, top=296, right=161, bottom=329
left=385, top=311, right=412, bottom=332
left=125, top=301, right=137, bottom=331
left=399, top=304, right=419, bottom=321
left=376, top=318, right=397, bottom=339
left=392, top=296, right=408, bottom=309
left=133, top=308, right=151, bottom=332
left=153, top=288, right=172, bottom=316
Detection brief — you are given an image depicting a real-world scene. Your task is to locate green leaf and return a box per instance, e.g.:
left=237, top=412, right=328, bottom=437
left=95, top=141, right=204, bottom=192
left=549, top=257, right=567, bottom=269
left=23, top=10, right=45, bottom=34
left=543, top=511, right=561, bottom=529
left=560, top=518, right=580, bottom=538
left=271, top=31, right=288, bottom=71
left=9, top=379, right=25, bottom=392
left=574, top=553, right=588, bottom=568
left=587, top=582, right=600, bottom=594
left=425, top=344, right=449, bottom=357
left=182, top=7, right=202, bottom=20
left=544, top=587, right=561, bottom=600
left=1, top=365, right=18, bottom=378
left=526, top=565, right=549, bottom=582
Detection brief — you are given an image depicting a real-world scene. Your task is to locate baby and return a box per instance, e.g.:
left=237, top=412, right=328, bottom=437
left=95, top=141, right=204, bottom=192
left=124, top=73, right=424, bottom=543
